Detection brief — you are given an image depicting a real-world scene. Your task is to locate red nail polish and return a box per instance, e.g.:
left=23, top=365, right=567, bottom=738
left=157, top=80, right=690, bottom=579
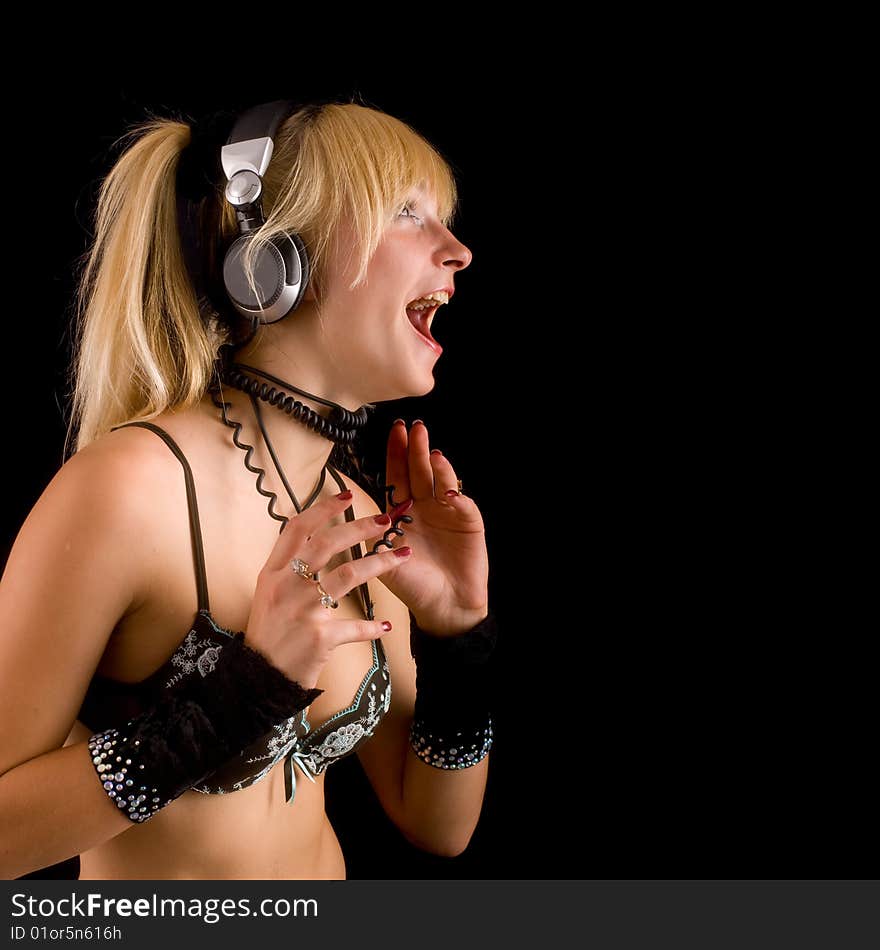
left=393, top=546, right=412, bottom=558
left=393, top=418, right=405, bottom=426
left=390, top=498, right=414, bottom=519
left=413, top=419, right=424, bottom=426
left=445, top=489, right=460, bottom=497
left=374, top=513, right=391, bottom=525
left=381, top=621, right=393, bottom=631
left=430, top=449, right=443, bottom=456
left=336, top=490, right=352, bottom=500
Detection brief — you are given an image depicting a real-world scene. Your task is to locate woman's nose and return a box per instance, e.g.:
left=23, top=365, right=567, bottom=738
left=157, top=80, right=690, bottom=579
left=443, top=234, right=473, bottom=271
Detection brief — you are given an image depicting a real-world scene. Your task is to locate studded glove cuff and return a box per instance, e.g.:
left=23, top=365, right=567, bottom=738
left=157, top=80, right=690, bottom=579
left=408, top=610, right=498, bottom=770
left=88, top=632, right=323, bottom=823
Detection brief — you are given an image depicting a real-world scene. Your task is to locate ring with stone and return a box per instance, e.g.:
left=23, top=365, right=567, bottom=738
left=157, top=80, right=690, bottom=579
left=290, top=557, right=314, bottom=580
left=314, top=580, right=339, bottom=610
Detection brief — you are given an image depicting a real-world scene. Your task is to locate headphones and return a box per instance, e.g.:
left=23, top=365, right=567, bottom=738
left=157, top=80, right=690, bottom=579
left=217, top=99, right=310, bottom=326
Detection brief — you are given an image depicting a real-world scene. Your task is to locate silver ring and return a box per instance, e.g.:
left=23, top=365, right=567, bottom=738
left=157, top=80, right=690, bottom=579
left=292, top=556, right=336, bottom=608
left=315, top=580, right=339, bottom=610
left=291, top=557, right=314, bottom=580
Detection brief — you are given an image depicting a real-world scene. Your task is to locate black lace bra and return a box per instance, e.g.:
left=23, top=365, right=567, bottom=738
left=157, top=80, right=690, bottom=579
left=77, top=421, right=391, bottom=805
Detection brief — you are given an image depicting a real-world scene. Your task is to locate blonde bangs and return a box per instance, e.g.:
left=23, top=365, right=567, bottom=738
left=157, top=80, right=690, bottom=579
left=244, top=102, right=460, bottom=300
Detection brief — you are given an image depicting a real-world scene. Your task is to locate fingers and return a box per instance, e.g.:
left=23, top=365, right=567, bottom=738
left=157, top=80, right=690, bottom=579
left=320, top=545, right=412, bottom=603
left=329, top=618, right=394, bottom=649
left=391, top=420, right=458, bottom=501
left=301, top=510, right=397, bottom=573
left=264, top=491, right=354, bottom=573
left=429, top=449, right=462, bottom=500
left=405, top=421, right=435, bottom=499
left=385, top=420, right=412, bottom=506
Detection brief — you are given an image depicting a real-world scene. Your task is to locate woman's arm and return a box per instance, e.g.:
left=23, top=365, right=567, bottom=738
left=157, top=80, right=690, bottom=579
left=0, top=438, right=171, bottom=878
left=0, top=742, right=137, bottom=879
left=346, top=482, right=490, bottom=858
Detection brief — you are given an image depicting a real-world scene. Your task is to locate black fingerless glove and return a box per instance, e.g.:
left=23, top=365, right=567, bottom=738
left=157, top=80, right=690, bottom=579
left=408, top=610, right=498, bottom=770
left=88, top=632, right=323, bottom=823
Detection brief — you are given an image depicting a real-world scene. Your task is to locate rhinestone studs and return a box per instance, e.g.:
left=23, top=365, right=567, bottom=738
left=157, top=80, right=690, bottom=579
left=409, top=717, right=494, bottom=769
left=87, top=728, right=164, bottom=823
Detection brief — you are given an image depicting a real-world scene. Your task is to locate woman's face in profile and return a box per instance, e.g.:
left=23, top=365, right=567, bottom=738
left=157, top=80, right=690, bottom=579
left=315, top=184, right=473, bottom=403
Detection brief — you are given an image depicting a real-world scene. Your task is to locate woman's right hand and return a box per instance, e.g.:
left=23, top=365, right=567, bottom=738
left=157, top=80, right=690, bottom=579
left=243, top=491, right=409, bottom=690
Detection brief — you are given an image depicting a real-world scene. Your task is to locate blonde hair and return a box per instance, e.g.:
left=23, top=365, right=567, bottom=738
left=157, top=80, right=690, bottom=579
left=64, top=98, right=460, bottom=457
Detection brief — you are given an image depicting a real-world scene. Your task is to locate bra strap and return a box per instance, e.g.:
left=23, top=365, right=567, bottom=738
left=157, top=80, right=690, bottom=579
left=325, top=465, right=374, bottom=621
left=110, top=422, right=211, bottom=614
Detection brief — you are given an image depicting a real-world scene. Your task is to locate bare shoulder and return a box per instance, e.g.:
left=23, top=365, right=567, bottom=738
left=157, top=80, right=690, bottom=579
left=0, top=422, right=196, bottom=775
left=3, top=430, right=156, bottom=611
left=56, top=423, right=193, bottom=525
left=328, top=466, right=383, bottom=518
left=30, top=423, right=186, bottom=537
left=10, top=418, right=207, bottom=620
left=66, top=415, right=193, bottom=473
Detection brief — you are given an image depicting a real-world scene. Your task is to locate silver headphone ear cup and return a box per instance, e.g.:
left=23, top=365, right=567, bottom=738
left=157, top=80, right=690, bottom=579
left=222, top=235, right=282, bottom=313
left=222, top=231, right=310, bottom=325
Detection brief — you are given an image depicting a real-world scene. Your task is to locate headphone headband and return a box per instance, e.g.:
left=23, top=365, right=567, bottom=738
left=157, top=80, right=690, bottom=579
left=221, top=99, right=295, bottom=180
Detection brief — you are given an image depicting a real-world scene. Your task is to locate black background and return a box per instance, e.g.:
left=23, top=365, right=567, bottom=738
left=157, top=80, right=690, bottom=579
left=3, top=58, right=873, bottom=882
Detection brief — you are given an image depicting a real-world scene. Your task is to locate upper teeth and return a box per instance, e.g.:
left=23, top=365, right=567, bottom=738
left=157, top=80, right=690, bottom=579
left=407, top=291, right=449, bottom=309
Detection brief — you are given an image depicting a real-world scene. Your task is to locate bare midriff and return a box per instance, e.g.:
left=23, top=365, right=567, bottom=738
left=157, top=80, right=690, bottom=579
left=74, top=729, right=346, bottom=880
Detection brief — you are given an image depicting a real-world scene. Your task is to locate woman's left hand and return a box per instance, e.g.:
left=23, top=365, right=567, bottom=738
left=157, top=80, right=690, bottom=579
left=376, top=419, right=489, bottom=637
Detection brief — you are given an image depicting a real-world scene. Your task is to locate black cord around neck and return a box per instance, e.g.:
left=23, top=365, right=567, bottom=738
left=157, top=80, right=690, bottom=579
left=232, top=361, right=371, bottom=425
left=219, top=361, right=371, bottom=444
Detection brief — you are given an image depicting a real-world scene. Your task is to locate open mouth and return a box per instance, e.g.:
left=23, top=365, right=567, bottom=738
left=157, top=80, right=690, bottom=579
left=406, top=291, right=447, bottom=356
left=405, top=300, right=444, bottom=355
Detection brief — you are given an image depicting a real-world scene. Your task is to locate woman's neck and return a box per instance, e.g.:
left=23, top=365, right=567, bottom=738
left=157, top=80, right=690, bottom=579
left=210, top=311, right=372, bottom=515
left=208, top=362, right=344, bottom=518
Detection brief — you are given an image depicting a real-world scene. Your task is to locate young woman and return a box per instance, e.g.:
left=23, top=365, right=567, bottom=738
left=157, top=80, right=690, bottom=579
left=0, top=99, right=497, bottom=880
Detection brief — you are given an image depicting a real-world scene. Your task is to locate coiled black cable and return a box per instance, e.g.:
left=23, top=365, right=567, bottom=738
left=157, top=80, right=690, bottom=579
left=365, top=479, right=413, bottom=556
left=209, top=349, right=409, bottom=549
left=221, top=361, right=371, bottom=445
left=208, top=376, right=290, bottom=532
left=221, top=365, right=355, bottom=444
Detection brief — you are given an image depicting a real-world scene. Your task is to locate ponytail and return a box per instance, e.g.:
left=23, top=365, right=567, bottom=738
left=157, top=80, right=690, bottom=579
left=64, top=115, right=222, bottom=457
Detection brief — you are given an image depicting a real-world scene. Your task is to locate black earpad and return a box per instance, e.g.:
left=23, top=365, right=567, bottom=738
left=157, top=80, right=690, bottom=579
left=222, top=230, right=310, bottom=324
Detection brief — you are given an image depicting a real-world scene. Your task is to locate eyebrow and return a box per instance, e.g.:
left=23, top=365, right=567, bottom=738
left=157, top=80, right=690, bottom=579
left=409, top=193, right=440, bottom=215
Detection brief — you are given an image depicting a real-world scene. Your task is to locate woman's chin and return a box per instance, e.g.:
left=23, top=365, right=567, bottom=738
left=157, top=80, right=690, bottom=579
left=364, top=368, right=436, bottom=404
left=409, top=356, right=439, bottom=395
left=397, top=372, right=437, bottom=400
left=412, top=375, right=437, bottom=397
